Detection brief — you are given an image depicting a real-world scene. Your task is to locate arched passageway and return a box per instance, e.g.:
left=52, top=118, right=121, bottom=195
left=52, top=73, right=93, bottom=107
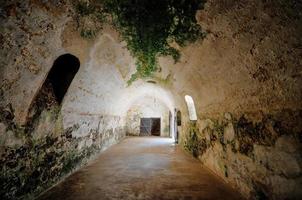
left=1, top=1, right=301, bottom=199
left=126, top=96, right=172, bottom=137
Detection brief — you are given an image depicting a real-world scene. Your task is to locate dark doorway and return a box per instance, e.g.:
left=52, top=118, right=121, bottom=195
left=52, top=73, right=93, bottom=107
left=174, top=109, right=179, bottom=144
left=48, top=54, right=80, bottom=104
left=177, top=110, right=181, bottom=126
left=140, top=118, right=161, bottom=136
left=169, top=111, right=172, bottom=137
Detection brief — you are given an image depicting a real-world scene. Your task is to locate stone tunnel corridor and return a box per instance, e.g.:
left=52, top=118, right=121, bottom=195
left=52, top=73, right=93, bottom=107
left=38, top=137, right=242, bottom=200
left=1, top=0, right=302, bottom=200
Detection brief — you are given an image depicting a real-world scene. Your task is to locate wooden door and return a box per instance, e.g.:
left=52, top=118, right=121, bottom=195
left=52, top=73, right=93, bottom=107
left=140, top=118, right=161, bottom=136
left=151, top=118, right=160, bottom=136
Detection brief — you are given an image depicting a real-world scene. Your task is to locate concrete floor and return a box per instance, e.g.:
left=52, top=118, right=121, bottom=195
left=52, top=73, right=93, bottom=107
left=38, top=137, right=243, bottom=200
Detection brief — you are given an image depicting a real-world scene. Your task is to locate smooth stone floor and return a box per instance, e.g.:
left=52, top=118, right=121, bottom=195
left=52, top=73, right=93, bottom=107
left=38, top=137, right=243, bottom=200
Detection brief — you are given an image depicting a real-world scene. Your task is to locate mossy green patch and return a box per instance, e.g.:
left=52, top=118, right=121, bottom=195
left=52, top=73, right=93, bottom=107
left=184, top=121, right=207, bottom=157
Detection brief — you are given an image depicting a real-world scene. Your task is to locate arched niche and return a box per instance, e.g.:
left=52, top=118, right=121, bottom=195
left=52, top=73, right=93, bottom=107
left=48, top=54, right=80, bottom=103
left=184, top=95, right=197, bottom=121
left=27, top=54, right=80, bottom=123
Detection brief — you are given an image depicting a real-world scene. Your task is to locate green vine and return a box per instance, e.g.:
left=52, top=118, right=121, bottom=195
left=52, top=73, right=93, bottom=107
left=74, top=0, right=206, bottom=84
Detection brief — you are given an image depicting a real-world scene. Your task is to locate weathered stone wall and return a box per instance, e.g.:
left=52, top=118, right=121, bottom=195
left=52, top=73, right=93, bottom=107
left=0, top=75, right=125, bottom=200
left=172, top=1, right=302, bottom=199
left=0, top=0, right=71, bottom=125
left=181, top=110, right=302, bottom=199
left=0, top=104, right=125, bottom=199
left=0, top=1, right=127, bottom=199
left=155, top=0, right=302, bottom=118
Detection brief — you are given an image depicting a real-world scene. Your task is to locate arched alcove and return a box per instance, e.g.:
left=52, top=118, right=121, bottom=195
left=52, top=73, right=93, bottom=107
left=26, top=54, right=80, bottom=124
left=48, top=54, right=80, bottom=104
left=184, top=95, right=197, bottom=121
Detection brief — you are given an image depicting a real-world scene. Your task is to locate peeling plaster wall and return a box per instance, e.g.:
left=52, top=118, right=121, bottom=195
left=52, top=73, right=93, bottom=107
left=155, top=0, right=302, bottom=117
left=60, top=31, right=131, bottom=141
left=181, top=111, right=302, bottom=199
left=172, top=1, right=302, bottom=199
left=0, top=1, right=129, bottom=199
left=0, top=0, right=70, bottom=125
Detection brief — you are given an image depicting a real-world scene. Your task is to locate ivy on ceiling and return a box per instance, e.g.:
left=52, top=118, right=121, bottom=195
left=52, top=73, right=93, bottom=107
left=74, top=0, right=206, bottom=85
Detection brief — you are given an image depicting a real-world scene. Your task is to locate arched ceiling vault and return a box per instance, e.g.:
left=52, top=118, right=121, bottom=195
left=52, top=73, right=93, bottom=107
left=2, top=0, right=300, bottom=125
left=61, top=29, right=178, bottom=129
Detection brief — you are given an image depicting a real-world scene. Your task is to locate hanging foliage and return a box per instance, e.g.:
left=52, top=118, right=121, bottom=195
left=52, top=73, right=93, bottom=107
left=75, top=0, right=207, bottom=84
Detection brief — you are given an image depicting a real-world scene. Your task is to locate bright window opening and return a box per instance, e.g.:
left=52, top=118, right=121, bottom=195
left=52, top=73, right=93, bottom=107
left=185, top=95, right=197, bottom=121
